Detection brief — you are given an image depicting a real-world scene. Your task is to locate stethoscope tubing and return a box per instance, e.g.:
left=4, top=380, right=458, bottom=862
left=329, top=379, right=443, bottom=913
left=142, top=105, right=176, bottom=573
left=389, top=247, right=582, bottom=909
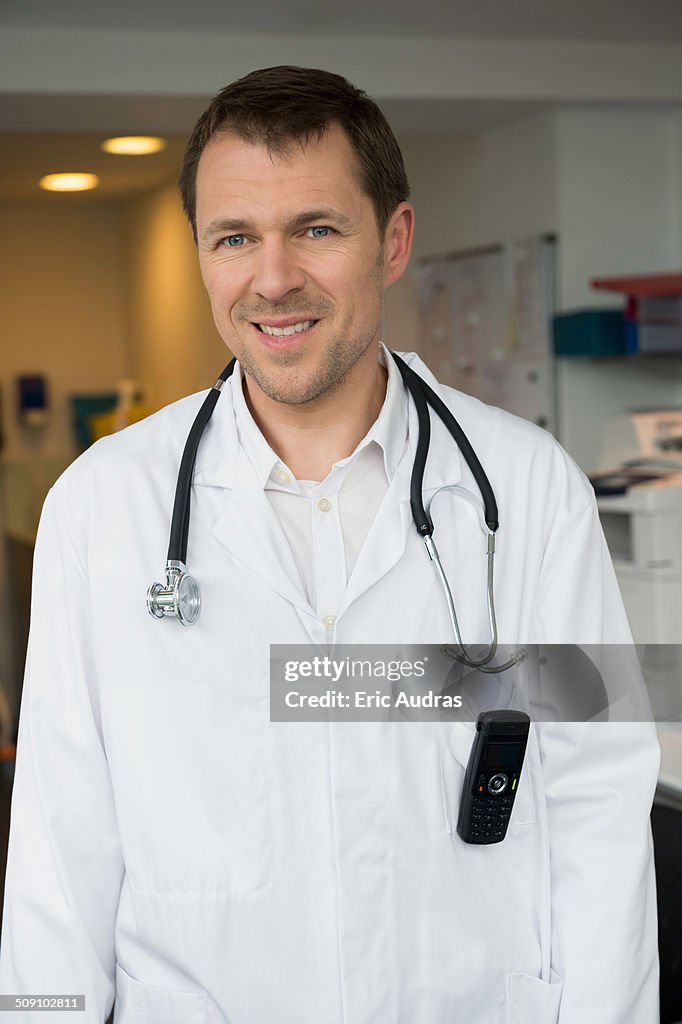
left=167, top=359, right=235, bottom=565
left=390, top=352, right=498, bottom=534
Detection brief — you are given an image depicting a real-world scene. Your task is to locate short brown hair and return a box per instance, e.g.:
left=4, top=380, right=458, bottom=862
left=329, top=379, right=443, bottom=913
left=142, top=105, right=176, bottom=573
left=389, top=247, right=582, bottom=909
left=178, top=65, right=410, bottom=242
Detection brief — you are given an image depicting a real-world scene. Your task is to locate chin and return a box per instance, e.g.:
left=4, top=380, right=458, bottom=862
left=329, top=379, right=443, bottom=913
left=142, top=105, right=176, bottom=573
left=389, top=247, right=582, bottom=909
left=261, top=379, right=330, bottom=407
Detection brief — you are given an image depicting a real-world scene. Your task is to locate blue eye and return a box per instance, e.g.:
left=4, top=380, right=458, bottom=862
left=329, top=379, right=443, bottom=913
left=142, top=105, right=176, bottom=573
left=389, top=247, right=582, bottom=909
left=309, top=226, right=331, bottom=238
left=224, top=235, right=245, bottom=247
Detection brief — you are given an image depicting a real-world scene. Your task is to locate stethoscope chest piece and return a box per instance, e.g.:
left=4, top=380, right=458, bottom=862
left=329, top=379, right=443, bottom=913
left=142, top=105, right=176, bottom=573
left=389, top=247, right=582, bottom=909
left=147, top=560, right=201, bottom=626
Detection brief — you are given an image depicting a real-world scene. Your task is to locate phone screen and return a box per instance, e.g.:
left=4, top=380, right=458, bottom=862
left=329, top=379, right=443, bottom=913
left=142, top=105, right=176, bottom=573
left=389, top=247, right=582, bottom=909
left=482, top=740, right=523, bottom=770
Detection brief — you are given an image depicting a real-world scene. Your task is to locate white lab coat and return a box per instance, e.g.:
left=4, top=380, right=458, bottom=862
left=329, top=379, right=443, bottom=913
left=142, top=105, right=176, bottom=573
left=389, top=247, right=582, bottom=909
left=0, top=351, right=659, bottom=1023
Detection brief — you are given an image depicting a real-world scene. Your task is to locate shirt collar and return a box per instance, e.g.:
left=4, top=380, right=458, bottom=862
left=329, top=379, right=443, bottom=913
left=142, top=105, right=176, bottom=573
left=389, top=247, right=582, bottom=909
left=229, top=361, right=281, bottom=489
left=230, top=341, right=409, bottom=490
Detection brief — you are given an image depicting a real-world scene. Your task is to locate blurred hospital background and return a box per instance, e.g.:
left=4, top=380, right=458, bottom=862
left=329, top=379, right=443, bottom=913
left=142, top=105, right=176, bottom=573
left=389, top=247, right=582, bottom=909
left=1, top=2, right=682, bottom=1019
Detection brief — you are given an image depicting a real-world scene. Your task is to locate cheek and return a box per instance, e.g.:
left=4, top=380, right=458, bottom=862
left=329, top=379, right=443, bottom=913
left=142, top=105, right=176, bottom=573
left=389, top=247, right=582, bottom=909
left=202, top=269, right=237, bottom=314
left=333, top=261, right=381, bottom=313
left=349, top=265, right=383, bottom=321
left=201, top=283, right=240, bottom=341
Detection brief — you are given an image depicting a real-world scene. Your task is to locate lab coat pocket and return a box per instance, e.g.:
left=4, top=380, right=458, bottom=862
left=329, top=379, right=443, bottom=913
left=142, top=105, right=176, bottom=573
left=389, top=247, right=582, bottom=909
left=439, top=721, right=536, bottom=835
left=506, top=969, right=563, bottom=1024
left=114, top=962, right=207, bottom=1024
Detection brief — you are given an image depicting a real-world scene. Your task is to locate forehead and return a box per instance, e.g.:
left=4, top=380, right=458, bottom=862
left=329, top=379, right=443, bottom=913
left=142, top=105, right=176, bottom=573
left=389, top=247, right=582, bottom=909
left=195, top=123, right=370, bottom=227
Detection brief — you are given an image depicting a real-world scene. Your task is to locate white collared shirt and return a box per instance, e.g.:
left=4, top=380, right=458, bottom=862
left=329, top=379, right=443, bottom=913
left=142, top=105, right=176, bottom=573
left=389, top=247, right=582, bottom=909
left=230, top=342, right=409, bottom=620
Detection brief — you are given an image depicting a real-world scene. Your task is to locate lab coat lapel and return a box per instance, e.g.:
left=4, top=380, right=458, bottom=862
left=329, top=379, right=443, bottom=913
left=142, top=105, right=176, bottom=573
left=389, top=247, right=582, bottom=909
left=337, top=383, right=465, bottom=618
left=209, top=448, right=311, bottom=614
left=337, top=467, right=413, bottom=619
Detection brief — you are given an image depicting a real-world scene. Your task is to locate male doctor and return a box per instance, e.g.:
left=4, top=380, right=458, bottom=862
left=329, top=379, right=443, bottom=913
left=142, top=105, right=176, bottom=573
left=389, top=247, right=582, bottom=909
left=1, top=66, right=660, bottom=1023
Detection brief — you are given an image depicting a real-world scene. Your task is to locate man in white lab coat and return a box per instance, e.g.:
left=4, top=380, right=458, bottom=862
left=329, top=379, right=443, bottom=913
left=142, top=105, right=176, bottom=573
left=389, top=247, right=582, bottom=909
left=0, top=66, right=660, bottom=1023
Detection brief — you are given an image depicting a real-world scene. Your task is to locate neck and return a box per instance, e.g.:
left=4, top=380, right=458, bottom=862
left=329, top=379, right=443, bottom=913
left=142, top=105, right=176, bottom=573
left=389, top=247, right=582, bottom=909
left=243, top=348, right=388, bottom=481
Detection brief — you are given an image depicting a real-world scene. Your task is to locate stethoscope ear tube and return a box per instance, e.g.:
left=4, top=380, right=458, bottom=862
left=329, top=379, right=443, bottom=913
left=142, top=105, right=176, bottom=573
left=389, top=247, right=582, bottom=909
left=390, top=352, right=499, bottom=533
left=401, top=366, right=433, bottom=537
left=167, top=359, right=236, bottom=564
left=391, top=352, right=517, bottom=672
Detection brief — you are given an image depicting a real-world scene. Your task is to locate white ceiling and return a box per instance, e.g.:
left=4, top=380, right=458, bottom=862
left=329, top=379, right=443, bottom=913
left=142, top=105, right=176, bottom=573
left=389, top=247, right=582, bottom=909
left=3, top=0, right=682, bottom=43
left=3, top=0, right=682, bottom=204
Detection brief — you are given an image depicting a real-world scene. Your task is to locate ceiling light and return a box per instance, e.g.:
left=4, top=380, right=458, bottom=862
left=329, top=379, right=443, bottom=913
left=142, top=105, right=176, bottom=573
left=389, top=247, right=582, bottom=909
left=39, top=173, right=100, bottom=192
left=101, top=136, right=167, bottom=155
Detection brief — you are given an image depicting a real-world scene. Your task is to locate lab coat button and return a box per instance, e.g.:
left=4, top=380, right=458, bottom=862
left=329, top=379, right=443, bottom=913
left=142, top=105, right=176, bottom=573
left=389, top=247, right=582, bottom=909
left=317, top=498, right=332, bottom=512
left=274, top=466, right=291, bottom=484
left=323, top=614, right=337, bottom=629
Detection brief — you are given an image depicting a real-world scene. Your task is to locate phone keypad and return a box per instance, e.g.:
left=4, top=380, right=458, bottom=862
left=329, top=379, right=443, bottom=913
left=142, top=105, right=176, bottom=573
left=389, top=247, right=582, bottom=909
left=468, top=771, right=520, bottom=842
left=469, top=795, right=513, bottom=840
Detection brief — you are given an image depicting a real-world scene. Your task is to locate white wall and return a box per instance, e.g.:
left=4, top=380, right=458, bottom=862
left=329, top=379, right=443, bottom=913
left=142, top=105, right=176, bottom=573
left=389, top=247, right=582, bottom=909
left=555, top=108, right=681, bottom=310
left=403, top=114, right=558, bottom=258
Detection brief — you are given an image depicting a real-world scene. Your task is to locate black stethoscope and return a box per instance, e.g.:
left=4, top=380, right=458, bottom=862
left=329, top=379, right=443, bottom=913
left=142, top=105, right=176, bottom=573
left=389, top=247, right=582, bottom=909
left=147, top=351, right=525, bottom=672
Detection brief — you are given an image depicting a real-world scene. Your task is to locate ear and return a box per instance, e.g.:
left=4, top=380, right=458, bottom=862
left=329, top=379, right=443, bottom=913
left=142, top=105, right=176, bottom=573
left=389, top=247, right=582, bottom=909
left=382, top=202, right=415, bottom=288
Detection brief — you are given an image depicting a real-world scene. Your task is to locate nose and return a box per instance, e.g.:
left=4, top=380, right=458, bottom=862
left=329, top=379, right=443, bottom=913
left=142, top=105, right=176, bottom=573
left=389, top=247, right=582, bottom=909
left=251, top=237, right=306, bottom=302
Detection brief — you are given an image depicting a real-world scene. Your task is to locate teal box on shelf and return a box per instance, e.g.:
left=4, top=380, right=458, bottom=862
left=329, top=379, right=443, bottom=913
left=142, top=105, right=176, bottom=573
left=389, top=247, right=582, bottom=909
left=552, top=309, right=626, bottom=356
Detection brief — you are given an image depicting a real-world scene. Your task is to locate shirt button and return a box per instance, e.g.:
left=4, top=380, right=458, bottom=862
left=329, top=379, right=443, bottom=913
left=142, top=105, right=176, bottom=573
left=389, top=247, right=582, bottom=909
left=323, top=615, right=337, bottom=629
left=317, top=497, right=332, bottom=512
left=274, top=467, right=291, bottom=484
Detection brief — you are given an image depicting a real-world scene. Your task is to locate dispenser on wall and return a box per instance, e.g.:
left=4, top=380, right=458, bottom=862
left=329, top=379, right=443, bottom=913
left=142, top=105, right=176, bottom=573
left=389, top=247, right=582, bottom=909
left=17, top=375, right=49, bottom=429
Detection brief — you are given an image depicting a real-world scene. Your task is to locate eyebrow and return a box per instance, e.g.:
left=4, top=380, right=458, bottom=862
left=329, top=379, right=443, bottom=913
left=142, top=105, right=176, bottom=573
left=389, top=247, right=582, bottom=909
left=202, top=208, right=354, bottom=242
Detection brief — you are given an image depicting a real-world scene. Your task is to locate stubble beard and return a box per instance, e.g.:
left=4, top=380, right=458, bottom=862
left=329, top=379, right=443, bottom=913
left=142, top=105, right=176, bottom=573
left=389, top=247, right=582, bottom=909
left=238, top=323, right=381, bottom=407
left=235, top=256, right=385, bottom=408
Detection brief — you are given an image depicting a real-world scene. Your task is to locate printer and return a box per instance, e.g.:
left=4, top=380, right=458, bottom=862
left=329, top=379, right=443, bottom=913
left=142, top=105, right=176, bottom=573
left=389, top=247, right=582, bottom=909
left=590, top=410, right=682, bottom=646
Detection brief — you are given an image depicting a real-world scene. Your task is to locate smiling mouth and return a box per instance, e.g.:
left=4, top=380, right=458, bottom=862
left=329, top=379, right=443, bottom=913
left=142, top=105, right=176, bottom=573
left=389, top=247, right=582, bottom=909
left=254, top=320, right=318, bottom=337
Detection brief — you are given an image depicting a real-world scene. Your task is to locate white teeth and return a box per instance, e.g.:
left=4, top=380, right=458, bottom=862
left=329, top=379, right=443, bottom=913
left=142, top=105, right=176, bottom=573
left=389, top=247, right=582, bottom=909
left=258, top=320, right=316, bottom=337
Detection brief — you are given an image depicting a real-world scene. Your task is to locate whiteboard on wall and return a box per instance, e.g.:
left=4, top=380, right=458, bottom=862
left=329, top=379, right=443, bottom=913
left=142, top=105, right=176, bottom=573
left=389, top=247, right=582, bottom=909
left=413, top=235, right=556, bottom=434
